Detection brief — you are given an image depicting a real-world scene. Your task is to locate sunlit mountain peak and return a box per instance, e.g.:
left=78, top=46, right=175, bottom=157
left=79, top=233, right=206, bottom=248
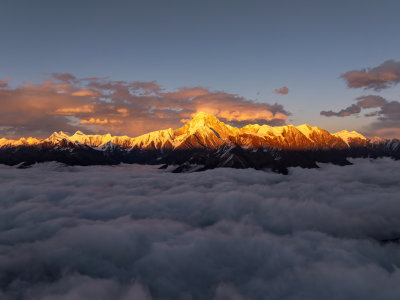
left=50, top=131, right=69, bottom=139
left=187, top=112, right=221, bottom=127
left=73, top=131, right=85, bottom=136
left=0, top=113, right=369, bottom=151
left=333, top=130, right=366, bottom=145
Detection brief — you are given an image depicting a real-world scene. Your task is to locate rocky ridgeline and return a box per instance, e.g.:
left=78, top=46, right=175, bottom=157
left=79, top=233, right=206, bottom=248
left=0, top=112, right=398, bottom=173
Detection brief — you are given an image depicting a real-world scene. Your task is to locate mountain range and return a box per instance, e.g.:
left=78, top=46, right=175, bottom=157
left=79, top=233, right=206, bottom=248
left=0, top=112, right=399, bottom=173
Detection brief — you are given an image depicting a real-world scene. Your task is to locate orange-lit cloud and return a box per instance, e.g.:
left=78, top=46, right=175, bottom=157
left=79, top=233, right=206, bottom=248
left=81, top=118, right=122, bottom=125
left=54, top=105, right=94, bottom=114
left=51, top=73, right=77, bottom=82
left=117, top=108, right=128, bottom=116
left=171, top=89, right=288, bottom=126
left=0, top=74, right=290, bottom=138
left=71, top=89, right=99, bottom=97
left=0, top=78, right=10, bottom=88
left=274, top=86, right=289, bottom=95
left=163, top=87, right=211, bottom=100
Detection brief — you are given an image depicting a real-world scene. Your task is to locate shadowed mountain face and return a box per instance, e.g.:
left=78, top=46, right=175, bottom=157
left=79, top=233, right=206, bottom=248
left=0, top=112, right=398, bottom=173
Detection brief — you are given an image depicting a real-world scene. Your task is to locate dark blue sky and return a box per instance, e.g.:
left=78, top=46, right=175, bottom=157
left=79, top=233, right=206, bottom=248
left=1, top=0, right=400, bottom=135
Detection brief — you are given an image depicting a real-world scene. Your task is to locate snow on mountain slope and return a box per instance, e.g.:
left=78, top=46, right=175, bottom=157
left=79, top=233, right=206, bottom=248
left=0, top=112, right=369, bottom=150
left=0, top=137, right=42, bottom=148
left=333, top=130, right=366, bottom=146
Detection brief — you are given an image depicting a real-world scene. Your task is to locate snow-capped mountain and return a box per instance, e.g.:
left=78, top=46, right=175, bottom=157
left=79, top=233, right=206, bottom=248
left=0, top=112, right=398, bottom=173
left=0, top=112, right=367, bottom=150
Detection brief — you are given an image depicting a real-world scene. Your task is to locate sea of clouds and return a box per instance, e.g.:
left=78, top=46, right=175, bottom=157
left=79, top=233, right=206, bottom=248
left=0, top=158, right=400, bottom=300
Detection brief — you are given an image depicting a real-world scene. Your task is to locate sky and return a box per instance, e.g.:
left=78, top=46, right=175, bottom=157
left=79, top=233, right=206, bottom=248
left=1, top=0, right=400, bottom=138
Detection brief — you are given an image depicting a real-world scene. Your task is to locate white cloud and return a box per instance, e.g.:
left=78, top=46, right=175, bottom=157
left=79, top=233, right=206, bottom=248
left=0, top=159, right=400, bottom=299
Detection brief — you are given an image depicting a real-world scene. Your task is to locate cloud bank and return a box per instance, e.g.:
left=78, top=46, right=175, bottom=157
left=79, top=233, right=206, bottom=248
left=0, top=74, right=289, bottom=138
left=0, top=159, right=400, bottom=299
left=341, top=60, right=400, bottom=90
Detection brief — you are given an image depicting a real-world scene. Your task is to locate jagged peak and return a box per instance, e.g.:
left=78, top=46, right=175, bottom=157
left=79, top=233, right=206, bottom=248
left=0, top=113, right=374, bottom=151
left=180, top=112, right=228, bottom=136
left=51, top=131, right=69, bottom=137
left=296, top=124, right=321, bottom=138
left=73, top=130, right=85, bottom=136
left=242, top=124, right=262, bottom=129
left=188, top=112, right=221, bottom=125
left=0, top=136, right=41, bottom=147
left=193, top=111, right=217, bottom=118
left=49, top=131, right=70, bottom=143
left=333, top=130, right=366, bottom=139
left=370, top=136, right=385, bottom=143
left=296, top=124, right=312, bottom=130
left=333, top=130, right=366, bottom=146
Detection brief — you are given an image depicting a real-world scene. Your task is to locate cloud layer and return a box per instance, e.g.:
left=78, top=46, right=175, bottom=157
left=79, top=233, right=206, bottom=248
left=1, top=159, right=400, bottom=299
left=0, top=75, right=289, bottom=138
left=341, top=60, right=400, bottom=90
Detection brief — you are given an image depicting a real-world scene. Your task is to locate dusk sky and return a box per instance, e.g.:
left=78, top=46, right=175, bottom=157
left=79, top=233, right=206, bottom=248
left=1, top=0, right=400, bottom=138
left=2, top=3, right=400, bottom=299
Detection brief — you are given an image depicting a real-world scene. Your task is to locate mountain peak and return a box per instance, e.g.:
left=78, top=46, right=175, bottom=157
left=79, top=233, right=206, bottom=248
left=297, top=124, right=312, bottom=130
left=49, top=131, right=70, bottom=142
left=186, top=112, right=221, bottom=128
left=73, top=131, right=85, bottom=136
left=0, top=112, right=372, bottom=152
left=191, top=111, right=219, bottom=121
left=193, top=111, right=214, bottom=117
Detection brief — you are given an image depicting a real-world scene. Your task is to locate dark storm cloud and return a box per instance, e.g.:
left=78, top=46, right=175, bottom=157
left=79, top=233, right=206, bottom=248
left=274, top=86, right=289, bottom=95
left=0, top=76, right=289, bottom=138
left=0, top=160, right=400, bottom=299
left=341, top=60, right=400, bottom=90
left=320, top=103, right=361, bottom=117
